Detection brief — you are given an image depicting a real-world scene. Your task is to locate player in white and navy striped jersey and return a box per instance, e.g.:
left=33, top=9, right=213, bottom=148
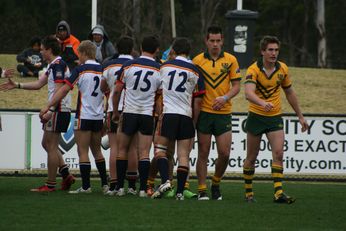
left=0, top=35, right=75, bottom=192
left=100, top=36, right=134, bottom=195
left=41, top=40, right=108, bottom=194
left=152, top=38, right=205, bottom=200
left=112, top=35, right=161, bottom=197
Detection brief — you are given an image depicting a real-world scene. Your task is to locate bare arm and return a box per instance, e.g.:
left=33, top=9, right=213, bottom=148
left=154, top=90, right=163, bottom=116
left=212, top=79, right=241, bottom=111
left=244, top=82, right=274, bottom=112
left=100, top=78, right=109, bottom=93
left=40, top=83, right=71, bottom=119
left=0, top=73, right=47, bottom=91
left=284, top=87, right=309, bottom=132
left=112, top=82, right=124, bottom=122
left=193, top=97, right=203, bottom=127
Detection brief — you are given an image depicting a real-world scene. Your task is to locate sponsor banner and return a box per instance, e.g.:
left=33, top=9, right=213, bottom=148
left=30, top=114, right=110, bottom=170
left=29, top=113, right=346, bottom=174
left=0, top=113, right=26, bottom=169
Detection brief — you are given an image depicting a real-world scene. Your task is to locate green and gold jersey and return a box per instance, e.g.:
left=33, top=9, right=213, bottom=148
left=244, top=59, right=292, bottom=116
left=192, top=52, right=241, bottom=114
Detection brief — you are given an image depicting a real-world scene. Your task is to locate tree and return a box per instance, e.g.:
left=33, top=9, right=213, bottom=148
left=199, top=0, right=224, bottom=37
left=316, top=0, right=326, bottom=68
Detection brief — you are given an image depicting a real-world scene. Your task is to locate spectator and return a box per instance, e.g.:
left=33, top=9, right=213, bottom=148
left=16, top=37, right=44, bottom=77
left=88, top=25, right=116, bottom=64
left=56, top=20, right=80, bottom=70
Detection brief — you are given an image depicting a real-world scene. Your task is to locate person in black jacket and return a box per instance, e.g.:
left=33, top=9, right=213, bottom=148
left=16, top=37, right=44, bottom=77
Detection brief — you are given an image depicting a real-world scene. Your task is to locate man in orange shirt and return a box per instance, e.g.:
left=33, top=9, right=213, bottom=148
left=56, top=20, right=80, bottom=70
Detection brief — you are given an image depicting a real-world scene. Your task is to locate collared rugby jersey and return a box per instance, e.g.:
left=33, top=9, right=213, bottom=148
left=244, top=59, right=292, bottom=116
left=102, top=54, right=133, bottom=112
left=46, top=56, right=71, bottom=112
left=65, top=60, right=104, bottom=120
left=192, top=51, right=241, bottom=114
left=117, top=56, right=161, bottom=116
left=160, top=56, right=205, bottom=117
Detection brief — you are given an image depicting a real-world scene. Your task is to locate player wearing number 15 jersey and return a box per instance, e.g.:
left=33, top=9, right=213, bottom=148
left=152, top=38, right=205, bottom=200
left=41, top=40, right=108, bottom=194
left=112, top=35, right=161, bottom=197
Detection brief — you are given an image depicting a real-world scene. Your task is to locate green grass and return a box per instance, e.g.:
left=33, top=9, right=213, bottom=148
left=0, top=177, right=345, bottom=231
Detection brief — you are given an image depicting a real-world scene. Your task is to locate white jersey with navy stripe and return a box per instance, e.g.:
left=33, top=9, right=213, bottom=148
left=46, top=56, right=71, bottom=112
left=65, top=60, right=104, bottom=120
left=160, top=56, right=205, bottom=117
left=102, top=55, right=133, bottom=112
left=118, top=56, right=161, bottom=116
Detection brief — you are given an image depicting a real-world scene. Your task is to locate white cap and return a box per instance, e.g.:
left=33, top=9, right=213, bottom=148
left=92, top=28, right=104, bottom=36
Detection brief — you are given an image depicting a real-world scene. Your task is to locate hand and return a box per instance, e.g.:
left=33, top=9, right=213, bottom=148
left=212, top=96, right=227, bottom=111
left=112, top=111, right=120, bottom=122
left=26, top=57, right=33, bottom=64
left=34, top=62, right=42, bottom=68
left=1, top=69, right=15, bottom=78
left=39, top=106, right=50, bottom=120
left=299, top=117, right=309, bottom=133
left=0, top=78, right=17, bottom=91
left=262, top=101, right=274, bottom=112
left=40, top=111, right=53, bottom=124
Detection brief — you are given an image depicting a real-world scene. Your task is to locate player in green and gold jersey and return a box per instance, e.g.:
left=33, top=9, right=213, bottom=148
left=243, top=35, right=309, bottom=204
left=193, top=25, right=241, bottom=200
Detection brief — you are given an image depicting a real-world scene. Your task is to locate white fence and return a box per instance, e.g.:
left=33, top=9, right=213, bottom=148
left=0, top=111, right=345, bottom=175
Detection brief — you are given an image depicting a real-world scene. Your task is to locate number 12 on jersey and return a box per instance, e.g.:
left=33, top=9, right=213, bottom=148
left=167, top=70, right=187, bottom=92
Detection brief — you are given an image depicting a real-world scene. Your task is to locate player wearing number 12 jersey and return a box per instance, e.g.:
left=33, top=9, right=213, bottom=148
left=152, top=38, right=205, bottom=200
left=112, top=35, right=161, bottom=197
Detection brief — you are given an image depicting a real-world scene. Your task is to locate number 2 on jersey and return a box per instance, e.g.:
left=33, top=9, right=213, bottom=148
left=91, top=76, right=100, bottom=97
left=168, top=70, right=187, bottom=92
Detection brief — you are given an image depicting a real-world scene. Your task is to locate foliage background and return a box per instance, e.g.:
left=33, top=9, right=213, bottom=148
left=0, top=0, right=346, bottom=68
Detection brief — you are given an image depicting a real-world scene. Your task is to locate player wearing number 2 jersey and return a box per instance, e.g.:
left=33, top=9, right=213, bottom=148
left=41, top=40, right=108, bottom=194
left=112, top=35, right=161, bottom=197
left=152, top=38, right=205, bottom=200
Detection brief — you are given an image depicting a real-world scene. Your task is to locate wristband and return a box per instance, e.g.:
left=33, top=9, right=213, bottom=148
left=16, top=82, right=22, bottom=89
left=49, top=107, right=55, bottom=112
left=222, top=95, right=229, bottom=101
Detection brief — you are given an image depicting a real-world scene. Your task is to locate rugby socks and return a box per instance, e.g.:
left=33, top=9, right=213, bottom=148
left=138, top=159, right=150, bottom=191
left=80, top=162, right=91, bottom=190
left=157, top=157, right=169, bottom=184
left=95, top=158, right=108, bottom=187
left=46, top=180, right=56, bottom=189
left=211, top=175, right=221, bottom=187
left=243, top=167, right=255, bottom=198
left=272, top=164, right=284, bottom=197
left=176, top=166, right=189, bottom=194
left=126, top=171, right=138, bottom=190
left=109, top=178, right=118, bottom=191
left=116, top=159, right=128, bottom=189
left=59, top=164, right=70, bottom=179
left=198, top=184, right=208, bottom=193
left=184, top=181, right=190, bottom=190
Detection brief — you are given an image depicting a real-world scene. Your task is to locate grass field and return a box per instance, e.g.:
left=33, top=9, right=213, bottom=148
left=0, top=177, right=345, bottom=231
left=1, top=54, right=346, bottom=114
left=1, top=55, right=346, bottom=230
